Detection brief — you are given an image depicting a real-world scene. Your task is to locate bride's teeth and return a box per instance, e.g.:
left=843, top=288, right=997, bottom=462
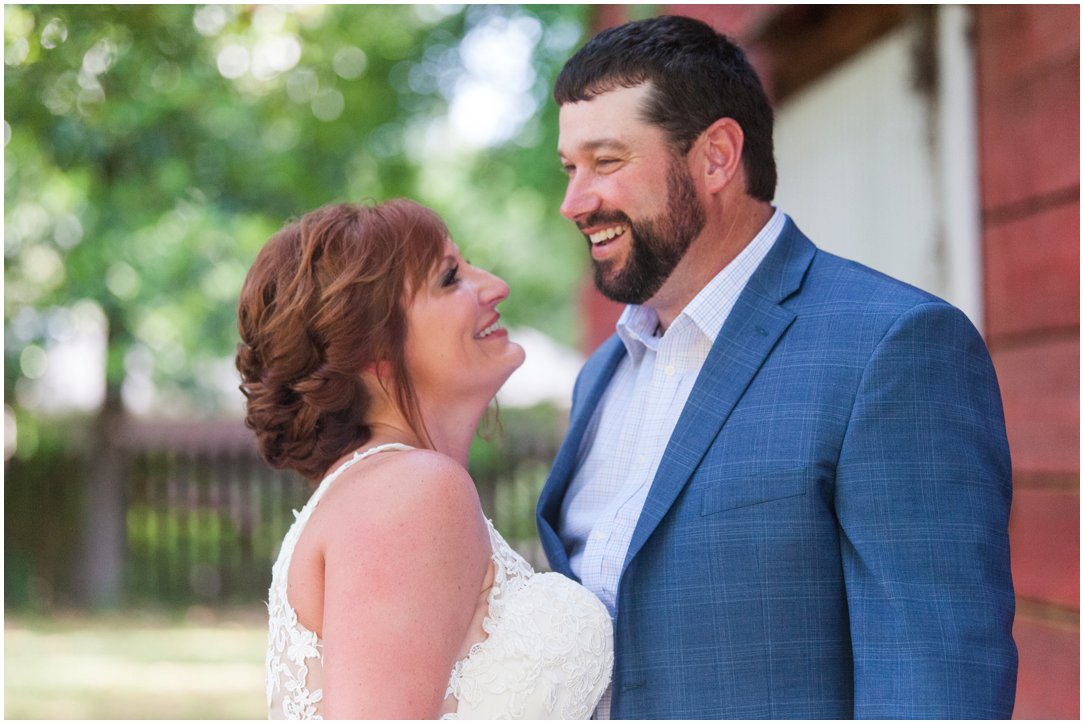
left=477, top=321, right=500, bottom=338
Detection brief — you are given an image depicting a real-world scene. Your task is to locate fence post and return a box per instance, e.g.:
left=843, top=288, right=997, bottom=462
left=76, top=400, right=128, bottom=609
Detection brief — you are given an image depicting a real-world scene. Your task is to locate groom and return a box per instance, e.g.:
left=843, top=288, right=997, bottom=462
left=537, top=15, right=1017, bottom=719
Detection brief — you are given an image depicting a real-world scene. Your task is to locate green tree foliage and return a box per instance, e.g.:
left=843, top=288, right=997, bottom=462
left=5, top=4, right=589, bottom=440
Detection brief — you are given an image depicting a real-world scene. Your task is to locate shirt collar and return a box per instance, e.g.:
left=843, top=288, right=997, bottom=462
left=615, top=304, right=661, bottom=364
left=616, top=207, right=786, bottom=357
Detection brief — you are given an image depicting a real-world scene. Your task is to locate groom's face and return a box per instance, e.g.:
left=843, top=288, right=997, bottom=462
left=557, top=83, right=706, bottom=305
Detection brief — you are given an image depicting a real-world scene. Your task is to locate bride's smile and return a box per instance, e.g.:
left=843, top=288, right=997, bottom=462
left=404, top=237, right=526, bottom=406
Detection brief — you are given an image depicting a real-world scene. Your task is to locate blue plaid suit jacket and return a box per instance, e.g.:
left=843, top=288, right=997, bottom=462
left=537, top=220, right=1016, bottom=719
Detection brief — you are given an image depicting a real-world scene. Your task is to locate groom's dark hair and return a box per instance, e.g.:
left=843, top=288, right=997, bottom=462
left=554, top=14, right=777, bottom=202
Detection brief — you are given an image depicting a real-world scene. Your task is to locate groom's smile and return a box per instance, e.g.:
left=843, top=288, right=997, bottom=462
left=557, top=83, right=706, bottom=306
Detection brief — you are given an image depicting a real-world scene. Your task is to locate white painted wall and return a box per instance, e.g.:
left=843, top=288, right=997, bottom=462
left=772, top=7, right=982, bottom=327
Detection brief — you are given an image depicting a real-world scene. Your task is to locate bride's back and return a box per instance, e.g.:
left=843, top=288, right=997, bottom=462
left=267, top=442, right=614, bottom=720
left=268, top=444, right=492, bottom=719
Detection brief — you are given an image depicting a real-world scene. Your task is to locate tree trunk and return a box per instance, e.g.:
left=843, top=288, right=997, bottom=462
left=76, top=346, right=128, bottom=609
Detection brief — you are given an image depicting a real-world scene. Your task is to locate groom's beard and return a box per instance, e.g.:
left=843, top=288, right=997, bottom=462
left=588, top=159, right=706, bottom=305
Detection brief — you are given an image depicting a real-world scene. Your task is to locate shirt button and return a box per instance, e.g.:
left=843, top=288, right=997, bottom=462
left=637, top=455, right=648, bottom=465
left=665, top=365, right=676, bottom=376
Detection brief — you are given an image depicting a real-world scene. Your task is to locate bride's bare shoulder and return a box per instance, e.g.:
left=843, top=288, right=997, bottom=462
left=356, top=446, right=477, bottom=502
left=319, top=447, right=485, bottom=544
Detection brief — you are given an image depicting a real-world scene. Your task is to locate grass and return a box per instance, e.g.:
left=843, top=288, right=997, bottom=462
left=5, top=606, right=267, bottom=719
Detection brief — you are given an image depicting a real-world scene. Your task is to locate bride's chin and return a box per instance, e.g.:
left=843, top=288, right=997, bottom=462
left=482, top=359, right=524, bottom=402
left=509, top=342, right=526, bottom=370
left=505, top=346, right=527, bottom=379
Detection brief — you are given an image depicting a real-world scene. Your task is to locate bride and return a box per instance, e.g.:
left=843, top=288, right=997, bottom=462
left=236, top=199, right=613, bottom=719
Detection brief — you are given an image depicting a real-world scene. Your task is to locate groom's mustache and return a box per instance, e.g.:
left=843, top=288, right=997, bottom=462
left=577, top=210, right=634, bottom=233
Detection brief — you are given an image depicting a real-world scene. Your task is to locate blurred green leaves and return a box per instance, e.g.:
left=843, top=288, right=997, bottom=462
left=5, top=4, right=590, bottom=427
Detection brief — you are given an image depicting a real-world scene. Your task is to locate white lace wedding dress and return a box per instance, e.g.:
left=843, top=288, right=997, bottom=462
left=266, top=443, right=614, bottom=719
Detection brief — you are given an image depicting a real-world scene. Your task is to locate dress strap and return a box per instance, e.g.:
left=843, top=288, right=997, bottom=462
left=276, top=442, right=416, bottom=581
left=308, top=442, right=416, bottom=508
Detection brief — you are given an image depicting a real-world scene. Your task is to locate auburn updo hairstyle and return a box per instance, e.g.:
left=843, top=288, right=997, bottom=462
left=236, top=200, right=447, bottom=482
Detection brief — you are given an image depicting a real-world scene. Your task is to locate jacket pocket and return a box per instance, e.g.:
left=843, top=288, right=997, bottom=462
left=699, top=467, right=809, bottom=515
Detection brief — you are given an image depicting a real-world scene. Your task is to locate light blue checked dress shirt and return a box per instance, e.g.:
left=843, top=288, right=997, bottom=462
left=559, top=208, right=785, bottom=718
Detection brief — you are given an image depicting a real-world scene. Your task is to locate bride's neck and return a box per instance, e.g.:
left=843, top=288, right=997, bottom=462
left=366, top=395, right=485, bottom=469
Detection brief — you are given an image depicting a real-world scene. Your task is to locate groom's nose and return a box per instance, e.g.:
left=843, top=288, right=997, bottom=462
left=560, top=175, right=602, bottom=222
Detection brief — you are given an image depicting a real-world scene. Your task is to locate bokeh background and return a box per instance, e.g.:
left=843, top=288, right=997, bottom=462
left=5, top=4, right=1079, bottom=719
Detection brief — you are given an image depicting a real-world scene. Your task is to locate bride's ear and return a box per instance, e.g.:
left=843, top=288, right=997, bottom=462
left=363, top=360, right=393, bottom=382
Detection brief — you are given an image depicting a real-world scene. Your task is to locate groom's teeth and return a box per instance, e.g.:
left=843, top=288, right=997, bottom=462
left=589, top=225, right=628, bottom=245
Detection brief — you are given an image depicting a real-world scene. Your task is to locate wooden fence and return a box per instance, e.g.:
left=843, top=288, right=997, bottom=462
left=5, top=414, right=562, bottom=609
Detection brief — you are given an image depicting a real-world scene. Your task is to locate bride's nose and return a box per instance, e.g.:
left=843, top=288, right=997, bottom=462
left=476, top=267, right=510, bottom=307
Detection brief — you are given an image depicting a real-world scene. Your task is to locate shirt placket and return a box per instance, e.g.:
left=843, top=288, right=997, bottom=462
left=587, top=333, right=689, bottom=609
left=580, top=344, right=654, bottom=611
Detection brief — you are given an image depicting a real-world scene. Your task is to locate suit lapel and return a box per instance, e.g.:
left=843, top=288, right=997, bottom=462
left=537, top=335, right=627, bottom=575
left=621, top=221, right=816, bottom=573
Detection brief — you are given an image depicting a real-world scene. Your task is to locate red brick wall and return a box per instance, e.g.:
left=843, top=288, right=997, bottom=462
left=975, top=5, right=1080, bottom=719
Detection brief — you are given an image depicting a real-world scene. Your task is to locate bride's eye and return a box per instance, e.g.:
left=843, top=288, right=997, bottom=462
left=440, top=264, right=460, bottom=287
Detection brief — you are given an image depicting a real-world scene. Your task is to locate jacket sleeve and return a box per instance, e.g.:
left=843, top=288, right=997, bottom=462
left=836, top=301, right=1017, bottom=718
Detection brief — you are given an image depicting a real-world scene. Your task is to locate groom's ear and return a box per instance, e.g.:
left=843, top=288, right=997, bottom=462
left=698, top=118, right=744, bottom=195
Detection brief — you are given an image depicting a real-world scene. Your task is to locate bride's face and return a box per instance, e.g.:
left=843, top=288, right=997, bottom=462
left=404, top=237, right=525, bottom=405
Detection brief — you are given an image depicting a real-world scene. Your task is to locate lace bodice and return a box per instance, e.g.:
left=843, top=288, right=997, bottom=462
left=266, top=444, right=613, bottom=720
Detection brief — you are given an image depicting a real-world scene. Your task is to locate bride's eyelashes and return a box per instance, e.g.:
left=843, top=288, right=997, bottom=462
left=440, top=259, right=476, bottom=288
